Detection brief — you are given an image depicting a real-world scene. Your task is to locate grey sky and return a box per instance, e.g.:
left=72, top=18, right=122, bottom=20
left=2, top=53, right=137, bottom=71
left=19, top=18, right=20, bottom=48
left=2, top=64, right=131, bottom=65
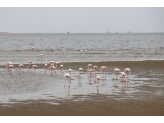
left=0, top=7, right=164, bottom=33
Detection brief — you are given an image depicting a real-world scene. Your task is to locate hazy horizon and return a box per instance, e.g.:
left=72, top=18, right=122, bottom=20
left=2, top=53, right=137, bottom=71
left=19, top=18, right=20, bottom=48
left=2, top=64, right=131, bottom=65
left=0, top=7, right=164, bottom=33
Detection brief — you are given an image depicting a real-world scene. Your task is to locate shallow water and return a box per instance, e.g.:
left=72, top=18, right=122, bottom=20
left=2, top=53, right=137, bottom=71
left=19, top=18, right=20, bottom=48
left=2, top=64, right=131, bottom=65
left=0, top=33, right=164, bottom=104
left=0, top=33, right=164, bottom=65
left=0, top=67, right=162, bottom=103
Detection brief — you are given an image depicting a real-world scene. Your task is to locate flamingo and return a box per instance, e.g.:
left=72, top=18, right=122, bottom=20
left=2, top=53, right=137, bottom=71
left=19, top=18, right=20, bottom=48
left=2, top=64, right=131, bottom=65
left=124, top=68, right=131, bottom=80
left=113, top=68, right=121, bottom=80
left=27, top=60, right=33, bottom=71
left=49, top=66, right=57, bottom=75
left=86, top=64, right=93, bottom=73
left=49, top=61, right=54, bottom=68
left=8, top=65, right=14, bottom=74
left=32, top=65, right=37, bottom=73
left=6, top=61, right=12, bottom=70
left=40, top=54, right=44, bottom=61
left=17, top=64, right=24, bottom=74
left=119, top=72, right=127, bottom=82
left=88, top=69, right=94, bottom=78
left=85, top=49, right=87, bottom=54
left=32, top=47, right=34, bottom=51
left=69, top=69, right=71, bottom=75
left=43, top=52, right=46, bottom=60
left=63, top=50, right=65, bottom=54
left=64, top=74, right=71, bottom=87
left=56, top=62, right=60, bottom=70
left=50, top=47, right=53, bottom=51
left=80, top=50, right=83, bottom=55
left=77, top=68, right=83, bottom=78
left=60, top=65, right=64, bottom=74
left=94, top=66, right=97, bottom=73
left=44, top=64, right=47, bottom=72
left=99, top=66, right=107, bottom=79
left=96, top=76, right=100, bottom=87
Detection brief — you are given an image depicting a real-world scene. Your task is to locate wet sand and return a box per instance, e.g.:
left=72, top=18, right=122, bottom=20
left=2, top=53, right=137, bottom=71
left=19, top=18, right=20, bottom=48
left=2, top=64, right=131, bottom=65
left=0, top=60, right=164, bottom=116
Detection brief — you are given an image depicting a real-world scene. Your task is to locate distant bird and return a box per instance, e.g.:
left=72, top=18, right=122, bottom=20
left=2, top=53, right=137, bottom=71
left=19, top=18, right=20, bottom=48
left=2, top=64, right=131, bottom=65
left=77, top=68, right=83, bottom=78
left=94, top=66, right=97, bottom=73
left=88, top=69, right=94, bottom=78
left=96, top=76, right=100, bottom=87
left=119, top=72, right=127, bottom=82
left=44, top=64, right=47, bottom=72
left=56, top=62, right=60, bottom=70
left=50, top=47, right=53, bottom=52
left=8, top=64, right=14, bottom=74
left=40, top=54, right=44, bottom=61
left=17, top=64, right=24, bottom=74
left=124, top=68, right=131, bottom=80
left=85, top=49, right=87, bottom=54
left=27, top=60, right=33, bottom=71
left=113, top=68, right=121, bottom=80
left=86, top=64, right=93, bottom=73
left=32, top=47, right=34, bottom=51
left=43, top=52, right=46, bottom=60
left=6, top=61, right=12, bottom=70
left=63, top=50, right=65, bottom=54
left=80, top=50, right=83, bottom=55
left=69, top=69, right=72, bottom=75
left=99, top=66, right=107, bottom=76
left=32, top=65, right=37, bottom=73
left=64, top=74, right=71, bottom=87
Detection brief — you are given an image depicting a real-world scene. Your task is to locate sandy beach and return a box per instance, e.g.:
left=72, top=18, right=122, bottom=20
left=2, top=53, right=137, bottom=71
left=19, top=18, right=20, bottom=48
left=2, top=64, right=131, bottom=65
left=0, top=60, right=164, bottom=116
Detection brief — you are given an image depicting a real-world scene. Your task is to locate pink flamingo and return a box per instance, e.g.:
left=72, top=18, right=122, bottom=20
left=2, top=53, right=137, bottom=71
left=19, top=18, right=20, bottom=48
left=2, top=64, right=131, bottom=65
left=50, top=47, right=53, bottom=51
left=32, top=47, right=34, bottom=51
left=32, top=65, right=37, bottom=73
left=44, top=64, right=47, bottom=72
left=119, top=72, right=127, bottom=82
left=94, top=66, right=97, bottom=73
left=124, top=68, right=131, bottom=80
left=40, top=54, right=44, bottom=61
left=86, top=64, right=93, bottom=73
left=69, top=69, right=71, bottom=75
left=85, top=49, right=87, bottom=54
left=88, top=69, right=94, bottom=78
left=80, top=50, right=83, bottom=55
left=43, top=52, right=46, bottom=60
left=6, top=61, right=12, bottom=70
left=49, top=61, right=54, bottom=68
left=63, top=50, right=65, bottom=54
left=60, top=65, right=64, bottom=74
left=56, top=62, right=60, bottom=70
left=113, top=68, right=121, bottom=80
left=17, top=64, right=24, bottom=74
left=64, top=74, right=71, bottom=87
left=99, top=66, right=107, bottom=79
left=27, top=60, right=33, bottom=70
left=8, top=65, right=14, bottom=74
left=96, top=76, right=100, bottom=87
left=77, top=68, right=83, bottom=78
left=49, top=65, right=57, bottom=75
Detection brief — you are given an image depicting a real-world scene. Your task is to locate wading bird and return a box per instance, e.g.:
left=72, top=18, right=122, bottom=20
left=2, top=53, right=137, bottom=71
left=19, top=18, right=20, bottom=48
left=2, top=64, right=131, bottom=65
left=77, top=68, right=83, bottom=78
left=113, top=68, right=121, bottom=80
left=64, top=74, right=71, bottom=87
left=27, top=60, right=33, bottom=71
left=17, top=64, right=24, bottom=74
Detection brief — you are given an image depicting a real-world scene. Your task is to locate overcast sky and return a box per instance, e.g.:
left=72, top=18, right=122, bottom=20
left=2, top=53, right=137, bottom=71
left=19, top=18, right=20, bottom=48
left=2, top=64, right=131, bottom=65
left=0, top=7, right=164, bottom=33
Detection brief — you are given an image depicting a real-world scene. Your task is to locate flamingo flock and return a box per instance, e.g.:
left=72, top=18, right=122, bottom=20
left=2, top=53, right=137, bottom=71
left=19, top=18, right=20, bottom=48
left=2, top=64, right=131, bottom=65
left=5, top=46, right=132, bottom=91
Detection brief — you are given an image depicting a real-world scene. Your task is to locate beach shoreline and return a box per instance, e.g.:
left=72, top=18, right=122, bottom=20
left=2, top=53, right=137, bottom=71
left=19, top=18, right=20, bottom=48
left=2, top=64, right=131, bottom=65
left=0, top=60, right=164, bottom=116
